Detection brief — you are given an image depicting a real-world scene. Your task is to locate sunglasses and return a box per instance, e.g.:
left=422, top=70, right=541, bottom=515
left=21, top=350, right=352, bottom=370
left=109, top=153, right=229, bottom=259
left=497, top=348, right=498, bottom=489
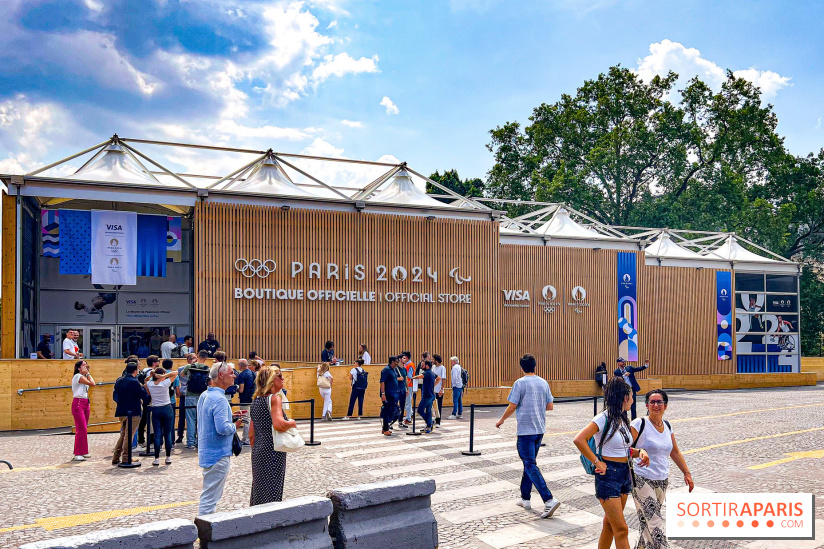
left=647, top=400, right=666, bottom=406
left=275, top=374, right=283, bottom=379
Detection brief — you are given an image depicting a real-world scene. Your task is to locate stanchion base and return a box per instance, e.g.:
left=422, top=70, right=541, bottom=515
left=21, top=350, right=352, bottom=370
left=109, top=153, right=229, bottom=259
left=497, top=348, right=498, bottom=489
left=118, top=462, right=142, bottom=468
left=137, top=450, right=153, bottom=457
left=540, top=443, right=546, bottom=447
left=304, top=441, right=322, bottom=446
left=461, top=451, right=482, bottom=456
left=406, top=432, right=423, bottom=436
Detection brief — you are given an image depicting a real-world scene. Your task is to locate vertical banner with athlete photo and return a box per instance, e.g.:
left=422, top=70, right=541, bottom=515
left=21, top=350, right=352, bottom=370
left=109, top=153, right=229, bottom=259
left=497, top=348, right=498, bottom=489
left=617, top=252, right=639, bottom=361
left=716, top=270, right=733, bottom=360
left=91, top=210, right=137, bottom=285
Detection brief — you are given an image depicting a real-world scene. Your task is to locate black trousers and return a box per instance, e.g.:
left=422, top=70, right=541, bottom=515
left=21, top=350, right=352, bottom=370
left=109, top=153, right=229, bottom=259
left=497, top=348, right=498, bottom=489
left=630, top=390, right=638, bottom=420
left=435, top=395, right=443, bottom=424
left=395, top=391, right=406, bottom=424
left=346, top=388, right=366, bottom=417
left=138, top=403, right=151, bottom=445
left=176, top=400, right=186, bottom=439
left=381, top=395, right=398, bottom=431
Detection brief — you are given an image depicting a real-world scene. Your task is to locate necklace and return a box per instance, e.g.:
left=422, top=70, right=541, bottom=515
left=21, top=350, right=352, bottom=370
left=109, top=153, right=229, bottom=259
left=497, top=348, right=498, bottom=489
left=650, top=419, right=664, bottom=428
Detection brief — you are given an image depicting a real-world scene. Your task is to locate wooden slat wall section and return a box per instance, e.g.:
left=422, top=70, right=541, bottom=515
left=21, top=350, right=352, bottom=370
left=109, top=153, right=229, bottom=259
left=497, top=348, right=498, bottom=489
left=1, top=194, right=17, bottom=359
left=497, top=245, right=625, bottom=382
left=638, top=265, right=734, bottom=376
left=194, top=202, right=500, bottom=388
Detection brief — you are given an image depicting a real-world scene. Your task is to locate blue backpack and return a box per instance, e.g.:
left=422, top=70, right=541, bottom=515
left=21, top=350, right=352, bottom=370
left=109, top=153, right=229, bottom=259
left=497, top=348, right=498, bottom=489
left=580, top=435, right=604, bottom=475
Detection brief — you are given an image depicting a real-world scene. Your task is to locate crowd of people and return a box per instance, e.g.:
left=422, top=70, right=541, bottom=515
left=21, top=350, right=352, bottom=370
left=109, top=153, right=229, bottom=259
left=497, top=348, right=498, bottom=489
left=67, top=334, right=691, bottom=547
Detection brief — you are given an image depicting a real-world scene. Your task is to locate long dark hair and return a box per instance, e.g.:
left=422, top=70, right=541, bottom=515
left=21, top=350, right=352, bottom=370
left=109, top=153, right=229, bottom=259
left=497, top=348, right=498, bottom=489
left=73, top=360, right=86, bottom=376
left=601, top=377, right=631, bottom=443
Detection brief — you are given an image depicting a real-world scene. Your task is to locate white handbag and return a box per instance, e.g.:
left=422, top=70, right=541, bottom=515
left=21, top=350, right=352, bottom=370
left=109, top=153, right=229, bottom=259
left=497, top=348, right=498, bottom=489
left=268, top=395, right=305, bottom=452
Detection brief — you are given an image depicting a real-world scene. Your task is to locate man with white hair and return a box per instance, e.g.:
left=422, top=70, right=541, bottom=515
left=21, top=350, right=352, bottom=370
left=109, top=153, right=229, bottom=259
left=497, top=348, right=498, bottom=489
left=449, top=356, right=464, bottom=419
left=197, top=361, right=243, bottom=516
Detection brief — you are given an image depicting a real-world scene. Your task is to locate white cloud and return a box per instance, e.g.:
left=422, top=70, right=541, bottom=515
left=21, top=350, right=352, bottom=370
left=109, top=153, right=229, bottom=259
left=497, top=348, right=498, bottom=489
left=327, top=20, right=338, bottom=29
left=215, top=120, right=310, bottom=141
left=0, top=95, right=76, bottom=174
left=302, top=137, right=345, bottom=158
left=309, top=0, right=350, bottom=15
left=341, top=120, right=363, bottom=128
left=84, top=0, right=103, bottom=12
left=312, top=53, right=379, bottom=83
left=380, top=96, right=399, bottom=115
left=635, top=39, right=791, bottom=100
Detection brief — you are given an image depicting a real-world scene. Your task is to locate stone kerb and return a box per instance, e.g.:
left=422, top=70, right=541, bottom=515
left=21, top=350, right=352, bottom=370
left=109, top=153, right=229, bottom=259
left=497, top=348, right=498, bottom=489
left=194, top=495, right=333, bottom=549
left=327, top=477, right=437, bottom=549
left=18, top=518, right=197, bottom=549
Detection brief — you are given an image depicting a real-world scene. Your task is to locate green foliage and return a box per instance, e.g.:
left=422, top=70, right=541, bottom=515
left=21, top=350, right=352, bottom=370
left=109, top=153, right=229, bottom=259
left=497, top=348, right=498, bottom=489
left=426, top=169, right=485, bottom=206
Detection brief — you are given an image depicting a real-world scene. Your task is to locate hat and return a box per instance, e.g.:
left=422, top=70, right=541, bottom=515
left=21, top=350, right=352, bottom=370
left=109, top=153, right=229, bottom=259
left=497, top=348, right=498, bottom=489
left=616, top=357, right=626, bottom=363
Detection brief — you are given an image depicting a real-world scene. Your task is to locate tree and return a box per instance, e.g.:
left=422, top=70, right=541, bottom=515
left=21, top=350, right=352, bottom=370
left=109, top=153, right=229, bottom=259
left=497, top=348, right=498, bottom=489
left=427, top=169, right=484, bottom=204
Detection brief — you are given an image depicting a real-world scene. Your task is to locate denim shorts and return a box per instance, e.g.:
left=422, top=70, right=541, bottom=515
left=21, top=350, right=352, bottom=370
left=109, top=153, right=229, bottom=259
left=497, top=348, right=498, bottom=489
left=594, top=460, right=632, bottom=500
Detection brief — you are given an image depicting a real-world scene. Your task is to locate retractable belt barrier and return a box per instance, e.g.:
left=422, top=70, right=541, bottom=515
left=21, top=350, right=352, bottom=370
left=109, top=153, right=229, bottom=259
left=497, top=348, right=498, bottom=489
left=461, top=396, right=600, bottom=456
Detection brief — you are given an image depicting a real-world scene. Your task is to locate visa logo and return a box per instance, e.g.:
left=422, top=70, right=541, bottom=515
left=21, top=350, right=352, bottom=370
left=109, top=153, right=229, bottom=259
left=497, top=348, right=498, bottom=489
left=106, top=224, right=122, bottom=230
left=502, top=289, right=531, bottom=301
left=126, top=300, right=136, bottom=304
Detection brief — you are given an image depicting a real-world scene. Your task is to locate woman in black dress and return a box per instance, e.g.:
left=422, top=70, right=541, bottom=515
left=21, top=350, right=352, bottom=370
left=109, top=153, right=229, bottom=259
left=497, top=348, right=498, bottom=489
left=249, top=364, right=297, bottom=505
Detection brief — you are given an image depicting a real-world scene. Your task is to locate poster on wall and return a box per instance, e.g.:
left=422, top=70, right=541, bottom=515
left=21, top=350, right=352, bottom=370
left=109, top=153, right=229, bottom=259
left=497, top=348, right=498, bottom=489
left=117, top=292, right=190, bottom=324
left=717, top=271, right=733, bottom=360
left=617, top=252, right=639, bottom=361
left=91, top=210, right=137, bottom=285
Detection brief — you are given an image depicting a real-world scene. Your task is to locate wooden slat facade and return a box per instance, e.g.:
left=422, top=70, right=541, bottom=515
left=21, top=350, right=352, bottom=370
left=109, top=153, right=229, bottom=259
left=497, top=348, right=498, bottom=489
left=194, top=202, right=501, bottom=388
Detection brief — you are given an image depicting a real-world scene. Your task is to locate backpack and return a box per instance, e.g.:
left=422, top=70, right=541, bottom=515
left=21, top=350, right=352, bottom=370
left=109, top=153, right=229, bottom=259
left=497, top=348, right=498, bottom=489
left=187, top=365, right=210, bottom=394
left=460, top=368, right=469, bottom=388
left=354, top=367, right=369, bottom=390
left=171, top=344, right=182, bottom=359
left=579, top=435, right=604, bottom=475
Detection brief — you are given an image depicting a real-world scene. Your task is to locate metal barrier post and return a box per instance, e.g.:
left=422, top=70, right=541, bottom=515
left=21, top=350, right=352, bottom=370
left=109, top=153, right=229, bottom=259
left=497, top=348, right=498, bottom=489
left=119, top=412, right=141, bottom=468
left=461, top=404, right=481, bottom=456
left=0, top=460, right=12, bottom=470
left=593, top=395, right=598, bottom=416
left=406, top=393, right=422, bottom=436
left=305, top=398, right=321, bottom=446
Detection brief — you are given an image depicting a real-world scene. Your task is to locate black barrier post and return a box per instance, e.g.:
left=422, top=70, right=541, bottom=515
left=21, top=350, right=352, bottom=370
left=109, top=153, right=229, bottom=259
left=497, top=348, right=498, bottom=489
left=305, top=398, right=321, bottom=446
left=119, top=412, right=141, bottom=469
left=138, top=407, right=153, bottom=457
left=461, top=404, right=481, bottom=456
left=406, top=393, right=422, bottom=436
left=593, top=395, right=599, bottom=416
left=0, top=460, right=12, bottom=470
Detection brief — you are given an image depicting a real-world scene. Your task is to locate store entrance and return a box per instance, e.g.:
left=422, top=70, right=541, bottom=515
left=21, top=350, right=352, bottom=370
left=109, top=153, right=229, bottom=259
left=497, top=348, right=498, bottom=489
left=56, top=326, right=117, bottom=359
left=120, top=326, right=172, bottom=358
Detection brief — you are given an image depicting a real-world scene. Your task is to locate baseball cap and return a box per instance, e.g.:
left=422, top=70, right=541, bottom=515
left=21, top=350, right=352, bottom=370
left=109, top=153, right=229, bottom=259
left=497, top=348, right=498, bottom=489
left=616, top=357, right=626, bottom=363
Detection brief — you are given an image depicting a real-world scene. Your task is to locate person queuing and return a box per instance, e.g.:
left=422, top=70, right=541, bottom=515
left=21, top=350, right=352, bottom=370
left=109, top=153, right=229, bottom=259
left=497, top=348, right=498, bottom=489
left=146, top=363, right=179, bottom=466
left=449, top=356, right=464, bottom=419
left=183, top=351, right=212, bottom=449
left=160, top=334, right=177, bottom=359
left=175, top=353, right=196, bottom=444
left=630, top=389, right=694, bottom=549
left=181, top=336, right=193, bottom=356
left=316, top=362, right=334, bottom=421
left=249, top=364, right=297, bottom=505
left=614, top=358, right=650, bottom=420
left=63, top=330, right=82, bottom=360
left=380, top=356, right=402, bottom=436
left=342, top=358, right=368, bottom=420
left=431, top=355, right=447, bottom=427
left=573, top=377, right=650, bottom=549
left=198, top=332, right=221, bottom=358
left=137, top=355, right=160, bottom=451
left=71, top=360, right=95, bottom=461
left=393, top=356, right=408, bottom=430
left=236, top=359, right=256, bottom=445
left=37, top=334, right=53, bottom=359
left=412, top=359, right=440, bottom=433
left=112, top=363, right=149, bottom=466
left=401, top=352, right=416, bottom=425
left=197, top=362, right=244, bottom=516
left=357, top=343, right=371, bottom=365
left=496, top=354, right=560, bottom=518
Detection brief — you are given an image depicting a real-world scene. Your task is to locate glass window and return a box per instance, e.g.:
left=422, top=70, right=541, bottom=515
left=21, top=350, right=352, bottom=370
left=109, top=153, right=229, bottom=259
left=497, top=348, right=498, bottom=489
left=120, top=326, right=171, bottom=358
left=735, top=273, right=764, bottom=292
left=766, top=275, right=797, bottom=293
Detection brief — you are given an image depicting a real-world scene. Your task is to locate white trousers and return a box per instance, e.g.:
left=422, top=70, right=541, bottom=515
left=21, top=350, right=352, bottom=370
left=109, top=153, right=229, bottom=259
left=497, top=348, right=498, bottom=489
left=199, top=455, right=231, bottom=516
left=319, top=388, right=332, bottom=416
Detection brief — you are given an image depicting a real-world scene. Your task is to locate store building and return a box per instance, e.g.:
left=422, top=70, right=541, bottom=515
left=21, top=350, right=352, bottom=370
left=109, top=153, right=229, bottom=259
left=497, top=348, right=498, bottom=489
left=0, top=135, right=803, bottom=388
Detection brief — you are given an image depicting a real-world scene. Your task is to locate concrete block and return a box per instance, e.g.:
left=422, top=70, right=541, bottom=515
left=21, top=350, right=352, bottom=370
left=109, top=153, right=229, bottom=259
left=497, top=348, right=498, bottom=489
left=19, top=519, right=197, bottom=549
left=328, top=477, right=438, bottom=549
left=195, top=495, right=333, bottom=549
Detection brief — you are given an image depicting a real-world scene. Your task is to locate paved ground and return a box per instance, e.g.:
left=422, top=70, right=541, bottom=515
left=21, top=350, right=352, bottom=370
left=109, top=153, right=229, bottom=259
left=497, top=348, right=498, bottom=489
left=1, top=384, right=823, bottom=548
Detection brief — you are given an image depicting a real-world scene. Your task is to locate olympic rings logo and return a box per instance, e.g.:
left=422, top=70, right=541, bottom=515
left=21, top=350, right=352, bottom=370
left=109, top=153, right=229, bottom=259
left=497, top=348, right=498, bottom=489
left=234, top=258, right=277, bottom=278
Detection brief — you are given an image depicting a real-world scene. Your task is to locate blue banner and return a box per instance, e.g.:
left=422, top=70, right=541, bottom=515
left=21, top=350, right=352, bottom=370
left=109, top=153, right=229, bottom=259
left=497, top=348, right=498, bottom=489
left=137, top=214, right=168, bottom=277
left=58, top=209, right=91, bottom=275
left=617, top=252, right=639, bottom=361
left=717, top=271, right=733, bottom=360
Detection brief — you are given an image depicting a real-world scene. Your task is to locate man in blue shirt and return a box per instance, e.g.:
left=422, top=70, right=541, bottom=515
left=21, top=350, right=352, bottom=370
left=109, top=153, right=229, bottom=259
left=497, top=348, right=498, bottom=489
left=614, top=357, right=649, bottom=420
left=197, top=362, right=243, bottom=516
left=380, top=356, right=401, bottom=436
left=235, top=359, right=256, bottom=445
left=414, top=360, right=441, bottom=433
left=496, top=354, right=560, bottom=519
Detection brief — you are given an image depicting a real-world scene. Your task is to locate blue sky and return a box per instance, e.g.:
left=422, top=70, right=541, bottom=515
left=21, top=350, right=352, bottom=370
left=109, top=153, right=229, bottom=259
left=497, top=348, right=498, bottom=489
left=0, top=0, right=822, bottom=183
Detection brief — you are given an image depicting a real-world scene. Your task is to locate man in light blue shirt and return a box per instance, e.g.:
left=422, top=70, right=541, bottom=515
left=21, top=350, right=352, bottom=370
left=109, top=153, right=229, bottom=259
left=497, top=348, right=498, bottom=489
left=496, top=354, right=560, bottom=519
left=196, top=362, right=242, bottom=516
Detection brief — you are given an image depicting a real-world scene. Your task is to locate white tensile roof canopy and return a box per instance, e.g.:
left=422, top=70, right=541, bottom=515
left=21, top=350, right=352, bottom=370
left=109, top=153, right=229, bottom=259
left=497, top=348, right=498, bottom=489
left=645, top=232, right=705, bottom=259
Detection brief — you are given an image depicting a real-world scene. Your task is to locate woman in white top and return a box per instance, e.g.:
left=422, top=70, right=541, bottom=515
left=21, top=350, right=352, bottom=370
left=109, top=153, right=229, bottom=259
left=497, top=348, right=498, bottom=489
left=146, top=366, right=178, bottom=466
left=342, top=358, right=367, bottom=420
left=317, top=362, right=333, bottom=421
left=71, top=361, right=95, bottom=461
left=574, top=377, right=649, bottom=549
left=358, top=343, right=372, bottom=365
left=431, top=355, right=447, bottom=427
left=630, top=390, right=693, bottom=549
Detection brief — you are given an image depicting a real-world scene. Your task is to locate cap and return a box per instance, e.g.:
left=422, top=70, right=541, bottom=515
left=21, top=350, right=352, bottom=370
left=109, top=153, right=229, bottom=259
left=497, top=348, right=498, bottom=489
left=616, top=357, right=626, bottom=363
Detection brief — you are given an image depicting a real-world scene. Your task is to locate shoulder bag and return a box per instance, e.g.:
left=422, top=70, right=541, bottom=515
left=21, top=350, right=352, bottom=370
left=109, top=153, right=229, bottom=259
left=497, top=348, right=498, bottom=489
left=317, top=374, right=331, bottom=389
left=268, top=395, right=305, bottom=452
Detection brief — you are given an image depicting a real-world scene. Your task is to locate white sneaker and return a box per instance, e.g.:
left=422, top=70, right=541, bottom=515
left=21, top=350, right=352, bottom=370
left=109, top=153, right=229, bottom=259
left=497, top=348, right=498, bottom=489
left=541, top=498, right=561, bottom=518
left=341, top=416, right=350, bottom=421
left=448, top=415, right=457, bottom=420
left=136, top=445, right=146, bottom=452
left=72, top=455, right=86, bottom=462
left=82, top=454, right=91, bottom=459
left=457, top=415, right=463, bottom=419
left=165, top=457, right=172, bottom=465
left=152, top=458, right=160, bottom=466
left=515, top=499, right=531, bottom=510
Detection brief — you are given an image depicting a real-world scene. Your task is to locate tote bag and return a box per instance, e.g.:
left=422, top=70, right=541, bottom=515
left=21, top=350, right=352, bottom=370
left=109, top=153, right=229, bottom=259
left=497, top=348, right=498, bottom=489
left=268, top=395, right=305, bottom=452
